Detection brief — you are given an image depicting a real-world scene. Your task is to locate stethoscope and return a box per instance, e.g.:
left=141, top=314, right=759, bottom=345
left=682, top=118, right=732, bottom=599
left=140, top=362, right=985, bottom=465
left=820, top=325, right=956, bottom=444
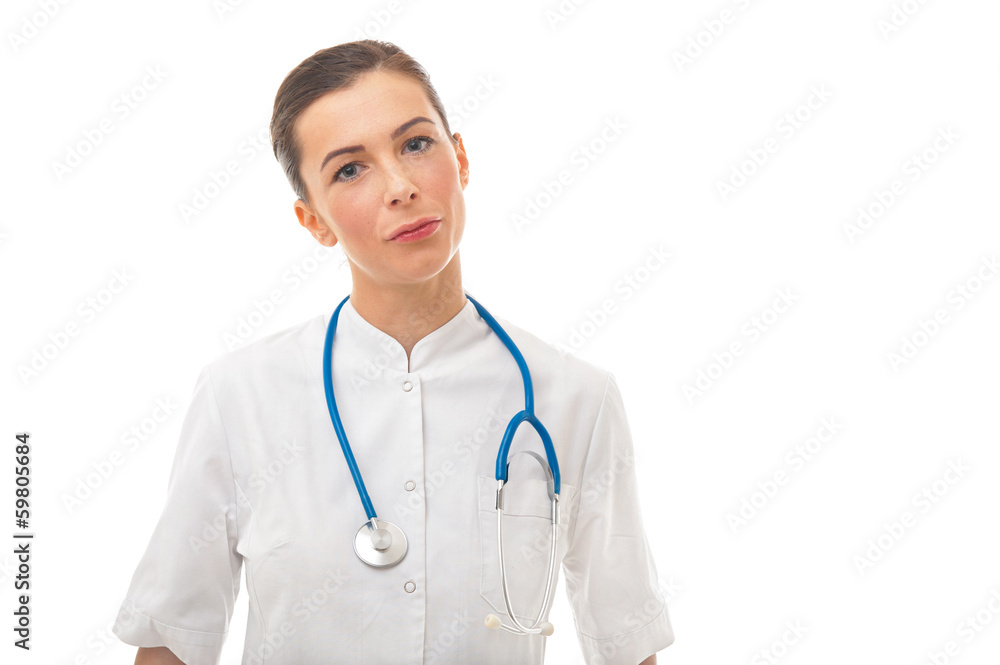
left=322, top=292, right=561, bottom=637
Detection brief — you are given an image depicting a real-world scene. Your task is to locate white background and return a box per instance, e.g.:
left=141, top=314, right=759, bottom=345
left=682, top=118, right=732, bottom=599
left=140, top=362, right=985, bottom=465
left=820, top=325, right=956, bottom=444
left=3, top=0, right=999, bottom=664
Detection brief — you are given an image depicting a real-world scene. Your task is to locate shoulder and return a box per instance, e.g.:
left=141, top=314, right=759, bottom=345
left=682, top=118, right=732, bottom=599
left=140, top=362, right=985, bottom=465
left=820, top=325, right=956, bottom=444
left=200, top=312, right=327, bottom=391
left=490, top=311, right=613, bottom=407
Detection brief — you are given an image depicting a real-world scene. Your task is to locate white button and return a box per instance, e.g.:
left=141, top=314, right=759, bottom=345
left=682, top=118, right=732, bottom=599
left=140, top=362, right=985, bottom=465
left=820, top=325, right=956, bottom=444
left=404, top=580, right=416, bottom=593
left=402, top=380, right=413, bottom=392
left=404, top=480, right=416, bottom=491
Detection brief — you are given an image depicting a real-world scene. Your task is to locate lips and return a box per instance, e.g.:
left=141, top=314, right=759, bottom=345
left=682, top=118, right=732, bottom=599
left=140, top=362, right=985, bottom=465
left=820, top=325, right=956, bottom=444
left=389, top=216, right=441, bottom=240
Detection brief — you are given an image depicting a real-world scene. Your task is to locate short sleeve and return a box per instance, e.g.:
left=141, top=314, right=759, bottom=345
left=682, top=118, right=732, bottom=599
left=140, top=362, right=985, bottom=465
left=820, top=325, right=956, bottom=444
left=561, top=373, right=675, bottom=665
left=112, top=364, right=243, bottom=665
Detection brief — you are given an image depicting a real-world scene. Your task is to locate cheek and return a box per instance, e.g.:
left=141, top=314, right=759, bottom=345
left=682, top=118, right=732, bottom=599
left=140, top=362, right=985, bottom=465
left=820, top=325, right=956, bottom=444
left=328, top=194, right=361, bottom=222
left=326, top=194, right=378, bottom=243
left=424, top=156, right=465, bottom=228
left=424, top=152, right=460, bottom=192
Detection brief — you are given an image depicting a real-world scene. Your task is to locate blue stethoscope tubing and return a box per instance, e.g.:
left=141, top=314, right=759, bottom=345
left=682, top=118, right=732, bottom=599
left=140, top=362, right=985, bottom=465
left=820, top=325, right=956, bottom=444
left=322, top=294, right=376, bottom=520
left=322, top=291, right=561, bottom=635
left=323, top=292, right=561, bottom=520
left=466, top=294, right=561, bottom=495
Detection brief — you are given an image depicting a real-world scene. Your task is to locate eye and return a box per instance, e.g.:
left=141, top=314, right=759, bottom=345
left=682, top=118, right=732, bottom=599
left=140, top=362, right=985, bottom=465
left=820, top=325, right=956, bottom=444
left=331, top=135, right=436, bottom=184
left=403, top=136, right=434, bottom=154
left=333, top=160, right=362, bottom=184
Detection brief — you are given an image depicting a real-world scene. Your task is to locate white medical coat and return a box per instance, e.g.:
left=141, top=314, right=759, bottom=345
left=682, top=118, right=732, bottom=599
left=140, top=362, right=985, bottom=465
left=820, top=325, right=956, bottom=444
left=112, top=294, right=674, bottom=665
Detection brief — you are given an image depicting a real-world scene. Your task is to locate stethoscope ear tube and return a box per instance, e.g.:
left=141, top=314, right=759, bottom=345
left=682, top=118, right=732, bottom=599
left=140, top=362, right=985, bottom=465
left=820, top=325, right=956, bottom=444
left=486, top=450, right=560, bottom=636
left=488, top=476, right=559, bottom=636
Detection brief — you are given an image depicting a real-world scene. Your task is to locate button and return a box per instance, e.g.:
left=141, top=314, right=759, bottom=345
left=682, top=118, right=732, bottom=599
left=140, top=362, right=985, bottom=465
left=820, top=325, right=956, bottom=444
left=404, top=580, right=416, bottom=593
left=402, top=380, right=413, bottom=392
left=404, top=480, right=416, bottom=491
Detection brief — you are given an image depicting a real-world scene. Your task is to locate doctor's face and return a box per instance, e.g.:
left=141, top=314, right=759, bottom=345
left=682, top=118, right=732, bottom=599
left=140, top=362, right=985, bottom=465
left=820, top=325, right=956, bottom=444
left=292, top=71, right=469, bottom=289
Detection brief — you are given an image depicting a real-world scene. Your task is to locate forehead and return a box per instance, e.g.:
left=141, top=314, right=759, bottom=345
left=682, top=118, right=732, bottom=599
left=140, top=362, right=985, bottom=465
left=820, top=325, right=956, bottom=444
left=295, top=71, right=436, bottom=162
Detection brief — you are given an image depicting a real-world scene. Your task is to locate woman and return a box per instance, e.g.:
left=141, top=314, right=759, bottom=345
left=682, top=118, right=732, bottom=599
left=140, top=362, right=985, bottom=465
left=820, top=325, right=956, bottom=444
left=114, top=40, right=674, bottom=665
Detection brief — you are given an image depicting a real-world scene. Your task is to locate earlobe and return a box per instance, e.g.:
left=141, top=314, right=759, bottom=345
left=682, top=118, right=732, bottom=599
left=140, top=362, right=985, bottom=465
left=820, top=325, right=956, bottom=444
left=316, top=230, right=339, bottom=248
left=294, top=199, right=338, bottom=247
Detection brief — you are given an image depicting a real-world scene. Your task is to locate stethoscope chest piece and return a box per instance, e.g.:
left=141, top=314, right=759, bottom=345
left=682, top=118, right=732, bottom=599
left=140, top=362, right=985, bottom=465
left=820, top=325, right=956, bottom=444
left=354, top=519, right=407, bottom=568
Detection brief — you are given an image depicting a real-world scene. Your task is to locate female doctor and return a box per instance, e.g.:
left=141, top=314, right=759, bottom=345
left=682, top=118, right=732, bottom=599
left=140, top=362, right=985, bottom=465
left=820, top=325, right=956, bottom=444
left=115, top=40, right=674, bottom=665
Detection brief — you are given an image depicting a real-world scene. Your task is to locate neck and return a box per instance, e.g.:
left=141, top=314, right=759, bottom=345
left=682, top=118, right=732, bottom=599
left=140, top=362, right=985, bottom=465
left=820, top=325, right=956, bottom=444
left=348, top=253, right=465, bottom=362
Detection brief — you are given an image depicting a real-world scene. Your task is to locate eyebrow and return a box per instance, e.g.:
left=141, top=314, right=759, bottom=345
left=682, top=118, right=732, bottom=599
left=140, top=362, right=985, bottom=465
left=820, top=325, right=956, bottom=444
left=319, top=116, right=435, bottom=174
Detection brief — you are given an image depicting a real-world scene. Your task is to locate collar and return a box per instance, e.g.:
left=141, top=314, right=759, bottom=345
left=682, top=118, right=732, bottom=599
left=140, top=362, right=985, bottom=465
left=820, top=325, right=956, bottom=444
left=333, top=294, right=487, bottom=375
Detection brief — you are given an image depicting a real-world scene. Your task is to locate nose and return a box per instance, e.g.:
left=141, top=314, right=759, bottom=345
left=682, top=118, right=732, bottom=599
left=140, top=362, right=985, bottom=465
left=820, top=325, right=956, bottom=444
left=383, top=163, right=419, bottom=206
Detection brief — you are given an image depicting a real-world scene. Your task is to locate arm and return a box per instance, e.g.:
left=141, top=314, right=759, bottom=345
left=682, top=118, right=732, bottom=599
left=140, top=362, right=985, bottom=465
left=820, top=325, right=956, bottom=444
left=561, top=374, right=675, bottom=664
left=114, top=366, right=242, bottom=665
left=135, top=647, right=184, bottom=664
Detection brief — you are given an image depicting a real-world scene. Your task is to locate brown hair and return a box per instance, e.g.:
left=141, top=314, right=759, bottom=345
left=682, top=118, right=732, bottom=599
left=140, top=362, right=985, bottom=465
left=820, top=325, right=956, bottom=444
left=269, top=39, right=458, bottom=205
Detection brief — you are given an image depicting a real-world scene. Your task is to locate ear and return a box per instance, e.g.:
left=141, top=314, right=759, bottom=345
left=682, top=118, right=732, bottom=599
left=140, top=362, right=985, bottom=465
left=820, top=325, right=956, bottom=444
left=453, top=132, right=469, bottom=189
left=294, top=199, right=338, bottom=247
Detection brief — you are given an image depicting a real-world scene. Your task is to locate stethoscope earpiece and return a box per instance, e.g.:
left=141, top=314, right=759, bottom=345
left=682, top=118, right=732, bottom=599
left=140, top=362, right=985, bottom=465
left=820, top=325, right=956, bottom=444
left=485, top=613, right=554, bottom=636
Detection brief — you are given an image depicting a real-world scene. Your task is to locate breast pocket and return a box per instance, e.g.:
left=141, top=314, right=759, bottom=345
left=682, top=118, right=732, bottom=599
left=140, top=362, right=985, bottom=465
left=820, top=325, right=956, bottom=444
left=477, top=474, right=575, bottom=624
